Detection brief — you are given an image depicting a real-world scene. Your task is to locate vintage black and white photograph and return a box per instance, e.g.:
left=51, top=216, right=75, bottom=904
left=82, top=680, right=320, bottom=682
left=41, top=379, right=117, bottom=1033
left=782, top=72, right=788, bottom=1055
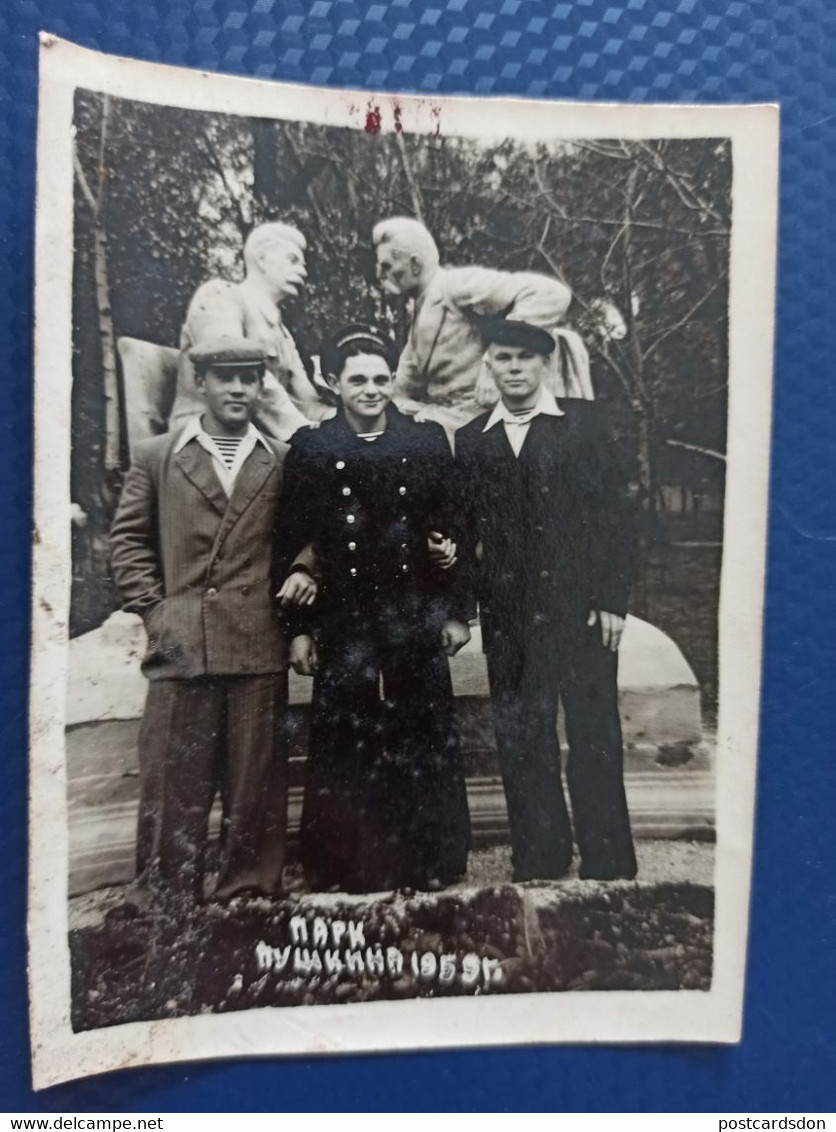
left=29, top=38, right=777, bottom=1087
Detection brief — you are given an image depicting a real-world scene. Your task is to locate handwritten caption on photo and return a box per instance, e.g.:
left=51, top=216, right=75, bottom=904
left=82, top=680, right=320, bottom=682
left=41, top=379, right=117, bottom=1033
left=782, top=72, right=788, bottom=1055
left=254, top=914, right=504, bottom=992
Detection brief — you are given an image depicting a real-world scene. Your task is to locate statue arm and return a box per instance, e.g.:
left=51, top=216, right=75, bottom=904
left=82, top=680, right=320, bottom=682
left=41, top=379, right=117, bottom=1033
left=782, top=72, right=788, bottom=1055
left=182, top=279, right=247, bottom=345
left=393, top=337, right=427, bottom=410
left=445, top=265, right=573, bottom=326
left=256, top=372, right=312, bottom=442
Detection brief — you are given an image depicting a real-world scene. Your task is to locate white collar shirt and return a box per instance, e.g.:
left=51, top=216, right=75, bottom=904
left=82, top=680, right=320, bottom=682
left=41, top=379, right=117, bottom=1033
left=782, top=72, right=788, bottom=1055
left=174, top=416, right=271, bottom=496
left=482, top=386, right=564, bottom=457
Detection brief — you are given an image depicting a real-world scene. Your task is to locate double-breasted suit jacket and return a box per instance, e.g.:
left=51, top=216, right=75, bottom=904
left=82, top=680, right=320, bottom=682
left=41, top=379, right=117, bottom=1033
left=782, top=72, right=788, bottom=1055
left=455, top=399, right=637, bottom=881
left=110, top=424, right=299, bottom=901
left=111, top=427, right=289, bottom=679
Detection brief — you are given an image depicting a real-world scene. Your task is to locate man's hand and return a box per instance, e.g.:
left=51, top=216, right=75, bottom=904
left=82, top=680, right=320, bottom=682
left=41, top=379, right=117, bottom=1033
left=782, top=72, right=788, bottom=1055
left=428, top=531, right=458, bottom=570
left=587, top=609, right=625, bottom=652
left=289, top=634, right=319, bottom=676
left=440, top=619, right=471, bottom=657
left=277, top=570, right=318, bottom=607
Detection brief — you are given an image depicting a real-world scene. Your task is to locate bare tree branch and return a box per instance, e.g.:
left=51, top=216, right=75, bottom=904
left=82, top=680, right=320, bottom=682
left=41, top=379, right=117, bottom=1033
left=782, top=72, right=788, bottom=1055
left=73, top=145, right=98, bottom=214
left=394, top=131, right=426, bottom=224
left=594, top=341, right=635, bottom=398
left=573, top=140, right=633, bottom=162
left=96, top=91, right=111, bottom=192
left=690, top=380, right=729, bottom=400
left=534, top=218, right=570, bottom=288
left=278, top=122, right=328, bottom=231
left=665, top=438, right=726, bottom=461
left=530, top=224, right=634, bottom=392
left=85, top=94, right=120, bottom=475
left=200, top=129, right=249, bottom=238
left=633, top=242, right=704, bottom=276
left=621, top=163, right=650, bottom=406
left=635, top=140, right=726, bottom=225
left=600, top=220, right=627, bottom=289
left=501, top=181, right=730, bottom=237
left=641, top=281, right=722, bottom=363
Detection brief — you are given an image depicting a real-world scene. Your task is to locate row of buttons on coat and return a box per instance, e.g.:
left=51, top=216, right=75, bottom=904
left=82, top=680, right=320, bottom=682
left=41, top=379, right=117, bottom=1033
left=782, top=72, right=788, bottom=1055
left=348, top=565, right=410, bottom=576
left=346, top=509, right=409, bottom=524
left=334, top=456, right=413, bottom=580
left=334, top=458, right=409, bottom=468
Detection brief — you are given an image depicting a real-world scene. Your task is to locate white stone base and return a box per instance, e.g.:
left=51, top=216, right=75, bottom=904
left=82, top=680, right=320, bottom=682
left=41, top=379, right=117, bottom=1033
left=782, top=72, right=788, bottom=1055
left=68, top=611, right=702, bottom=748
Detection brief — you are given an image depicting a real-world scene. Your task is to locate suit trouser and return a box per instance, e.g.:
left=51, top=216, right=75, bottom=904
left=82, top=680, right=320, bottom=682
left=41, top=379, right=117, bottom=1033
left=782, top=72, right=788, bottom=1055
left=301, top=628, right=470, bottom=893
left=137, top=674, right=289, bottom=901
left=486, top=620, right=637, bottom=881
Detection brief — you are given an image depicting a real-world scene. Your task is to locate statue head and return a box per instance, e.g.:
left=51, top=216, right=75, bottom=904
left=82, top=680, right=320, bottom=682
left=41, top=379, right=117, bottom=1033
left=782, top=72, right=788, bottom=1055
left=243, top=222, right=308, bottom=302
left=372, top=217, right=440, bottom=298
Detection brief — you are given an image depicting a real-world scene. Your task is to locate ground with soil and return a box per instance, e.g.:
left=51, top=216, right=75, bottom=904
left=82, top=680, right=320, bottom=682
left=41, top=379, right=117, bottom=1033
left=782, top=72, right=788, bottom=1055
left=69, top=841, right=714, bottom=1031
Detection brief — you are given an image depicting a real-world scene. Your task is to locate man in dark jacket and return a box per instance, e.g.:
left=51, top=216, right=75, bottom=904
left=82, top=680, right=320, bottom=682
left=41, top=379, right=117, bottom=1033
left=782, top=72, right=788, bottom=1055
left=277, top=324, right=472, bottom=893
left=455, top=318, right=637, bottom=882
left=110, top=337, right=316, bottom=908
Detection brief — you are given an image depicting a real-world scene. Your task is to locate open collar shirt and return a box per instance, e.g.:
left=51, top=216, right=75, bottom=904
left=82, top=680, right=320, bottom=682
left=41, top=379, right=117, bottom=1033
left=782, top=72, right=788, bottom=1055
left=482, top=385, right=564, bottom=457
left=174, top=415, right=272, bottom=496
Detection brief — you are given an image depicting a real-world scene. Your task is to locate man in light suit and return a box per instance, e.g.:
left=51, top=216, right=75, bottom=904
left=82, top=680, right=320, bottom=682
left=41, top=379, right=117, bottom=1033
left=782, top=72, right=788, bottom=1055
left=455, top=318, right=637, bottom=883
left=372, top=217, right=593, bottom=433
left=171, top=222, right=331, bottom=442
left=111, top=337, right=316, bottom=908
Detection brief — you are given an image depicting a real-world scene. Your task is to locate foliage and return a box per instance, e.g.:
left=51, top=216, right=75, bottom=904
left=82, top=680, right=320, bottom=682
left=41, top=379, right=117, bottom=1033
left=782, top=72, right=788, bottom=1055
left=71, top=90, right=730, bottom=633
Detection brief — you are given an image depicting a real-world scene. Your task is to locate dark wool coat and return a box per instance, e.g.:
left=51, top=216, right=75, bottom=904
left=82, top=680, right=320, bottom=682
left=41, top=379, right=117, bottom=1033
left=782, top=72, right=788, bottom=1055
left=277, top=404, right=469, bottom=641
left=454, top=399, right=635, bottom=649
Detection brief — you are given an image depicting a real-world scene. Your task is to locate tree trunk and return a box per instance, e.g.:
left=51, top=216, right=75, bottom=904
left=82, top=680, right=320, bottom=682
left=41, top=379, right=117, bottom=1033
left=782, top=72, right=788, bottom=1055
left=251, top=116, right=278, bottom=218
left=622, top=164, right=656, bottom=520
left=636, top=403, right=653, bottom=515
left=394, top=131, right=425, bottom=225
left=92, top=95, right=120, bottom=478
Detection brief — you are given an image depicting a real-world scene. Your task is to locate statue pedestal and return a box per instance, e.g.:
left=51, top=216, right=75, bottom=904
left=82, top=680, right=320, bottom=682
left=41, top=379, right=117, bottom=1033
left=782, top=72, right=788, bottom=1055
left=66, top=612, right=712, bottom=895
left=67, top=611, right=702, bottom=746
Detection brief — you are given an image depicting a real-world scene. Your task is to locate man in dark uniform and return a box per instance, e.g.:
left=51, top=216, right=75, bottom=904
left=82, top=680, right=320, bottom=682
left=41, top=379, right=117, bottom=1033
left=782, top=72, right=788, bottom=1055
left=277, top=324, right=472, bottom=893
left=455, top=318, right=637, bottom=882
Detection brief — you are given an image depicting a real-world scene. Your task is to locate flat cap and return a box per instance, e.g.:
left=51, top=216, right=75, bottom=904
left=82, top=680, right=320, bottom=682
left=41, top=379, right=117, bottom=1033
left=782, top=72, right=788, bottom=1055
left=189, top=336, right=269, bottom=371
left=481, top=318, right=556, bottom=356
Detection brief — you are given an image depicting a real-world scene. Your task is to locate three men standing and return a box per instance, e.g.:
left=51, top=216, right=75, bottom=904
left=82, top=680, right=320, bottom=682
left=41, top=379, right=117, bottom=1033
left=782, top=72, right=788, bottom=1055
left=110, top=217, right=637, bottom=905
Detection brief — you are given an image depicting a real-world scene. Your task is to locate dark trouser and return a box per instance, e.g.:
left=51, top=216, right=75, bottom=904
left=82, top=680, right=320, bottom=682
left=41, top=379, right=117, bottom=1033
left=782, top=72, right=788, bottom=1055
left=137, top=674, right=289, bottom=902
left=301, top=628, right=470, bottom=893
left=486, top=620, right=637, bottom=881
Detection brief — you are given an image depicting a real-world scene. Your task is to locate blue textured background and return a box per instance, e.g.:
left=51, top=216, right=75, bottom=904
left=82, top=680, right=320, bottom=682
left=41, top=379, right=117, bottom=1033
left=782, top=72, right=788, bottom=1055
left=2, top=0, right=834, bottom=1113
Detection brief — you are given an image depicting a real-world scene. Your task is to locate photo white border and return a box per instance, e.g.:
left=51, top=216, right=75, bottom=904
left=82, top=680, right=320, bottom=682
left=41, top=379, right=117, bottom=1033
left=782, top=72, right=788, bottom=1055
left=29, top=34, right=778, bottom=1089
